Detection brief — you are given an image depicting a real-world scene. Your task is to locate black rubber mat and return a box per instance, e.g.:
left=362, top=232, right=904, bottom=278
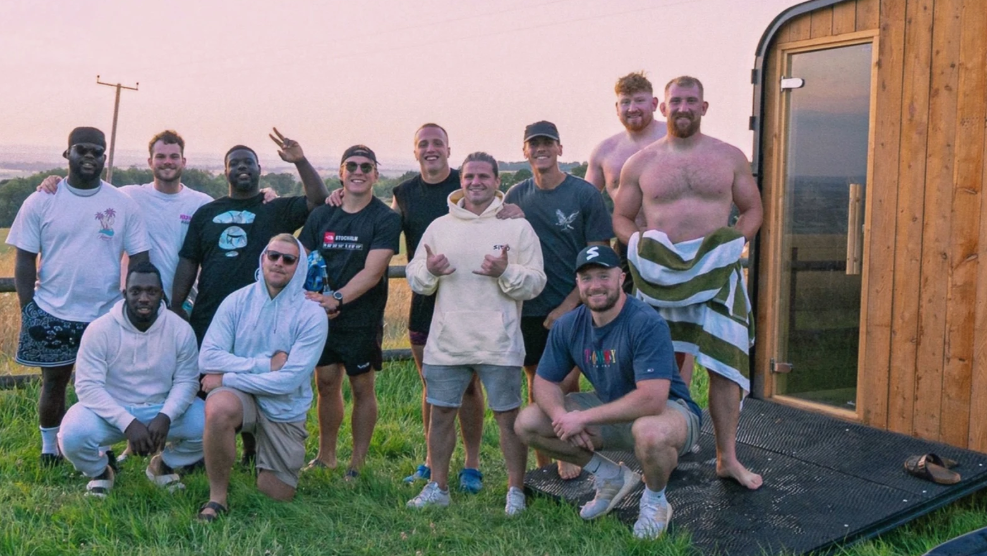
left=524, top=399, right=987, bottom=555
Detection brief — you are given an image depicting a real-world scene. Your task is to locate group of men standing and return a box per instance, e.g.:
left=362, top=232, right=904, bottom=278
left=7, top=71, right=762, bottom=539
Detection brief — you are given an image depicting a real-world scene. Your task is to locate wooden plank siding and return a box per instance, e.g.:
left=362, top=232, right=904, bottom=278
left=758, top=0, right=987, bottom=450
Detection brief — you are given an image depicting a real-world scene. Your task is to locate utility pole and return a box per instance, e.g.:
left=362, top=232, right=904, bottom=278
left=96, top=75, right=138, bottom=183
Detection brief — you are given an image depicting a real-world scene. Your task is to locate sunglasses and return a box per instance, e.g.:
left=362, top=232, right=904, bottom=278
left=344, top=161, right=375, bottom=173
left=266, top=251, right=299, bottom=265
left=71, top=144, right=106, bottom=157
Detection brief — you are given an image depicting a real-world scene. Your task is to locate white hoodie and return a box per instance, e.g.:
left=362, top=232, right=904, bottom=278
left=407, top=191, right=546, bottom=366
left=198, top=236, right=328, bottom=423
left=74, top=299, right=199, bottom=432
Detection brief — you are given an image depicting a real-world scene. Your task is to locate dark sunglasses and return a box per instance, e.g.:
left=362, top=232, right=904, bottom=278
left=344, top=161, right=375, bottom=173
left=71, top=144, right=106, bottom=157
left=266, top=251, right=299, bottom=265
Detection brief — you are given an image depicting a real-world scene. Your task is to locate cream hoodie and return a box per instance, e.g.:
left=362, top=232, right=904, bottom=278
left=74, top=299, right=199, bottom=432
left=407, top=191, right=545, bottom=366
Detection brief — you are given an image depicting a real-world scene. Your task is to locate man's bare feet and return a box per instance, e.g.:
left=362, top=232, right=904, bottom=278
left=716, top=461, right=763, bottom=490
left=558, top=460, right=582, bottom=480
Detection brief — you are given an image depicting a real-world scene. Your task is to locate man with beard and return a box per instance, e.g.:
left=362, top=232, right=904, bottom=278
left=58, top=262, right=203, bottom=497
left=585, top=72, right=667, bottom=294
left=197, top=234, right=327, bottom=520
left=613, top=76, right=764, bottom=490
left=172, top=130, right=329, bottom=345
left=503, top=121, right=612, bottom=478
left=515, top=245, right=700, bottom=539
left=7, top=127, right=150, bottom=466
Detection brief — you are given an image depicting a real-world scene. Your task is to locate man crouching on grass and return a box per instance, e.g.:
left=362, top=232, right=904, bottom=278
left=58, top=262, right=202, bottom=497
left=514, top=245, right=701, bottom=539
left=196, top=233, right=327, bottom=521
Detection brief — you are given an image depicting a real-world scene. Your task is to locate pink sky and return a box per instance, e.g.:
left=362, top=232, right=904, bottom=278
left=1, top=0, right=802, bottom=169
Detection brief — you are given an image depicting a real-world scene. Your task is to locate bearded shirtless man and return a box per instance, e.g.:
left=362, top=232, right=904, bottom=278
left=613, top=76, right=764, bottom=490
left=586, top=72, right=667, bottom=295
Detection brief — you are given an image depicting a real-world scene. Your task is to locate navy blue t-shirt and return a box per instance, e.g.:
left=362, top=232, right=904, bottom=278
left=298, top=197, right=401, bottom=329
left=504, top=174, right=612, bottom=317
left=537, top=296, right=701, bottom=420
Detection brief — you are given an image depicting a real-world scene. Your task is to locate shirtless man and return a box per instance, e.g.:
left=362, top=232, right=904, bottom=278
left=613, top=76, right=764, bottom=490
left=586, top=72, right=666, bottom=295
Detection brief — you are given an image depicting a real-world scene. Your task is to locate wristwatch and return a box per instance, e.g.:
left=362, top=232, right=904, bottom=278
left=331, top=290, right=343, bottom=305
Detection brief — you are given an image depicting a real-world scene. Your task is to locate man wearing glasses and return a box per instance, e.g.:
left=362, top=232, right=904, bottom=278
left=196, top=234, right=328, bottom=520
left=6, top=127, right=150, bottom=467
left=298, top=145, right=401, bottom=479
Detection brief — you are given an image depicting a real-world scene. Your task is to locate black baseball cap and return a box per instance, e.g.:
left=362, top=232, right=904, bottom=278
left=574, top=245, right=621, bottom=272
left=523, top=121, right=560, bottom=143
left=67, top=127, right=106, bottom=149
left=340, top=145, right=378, bottom=165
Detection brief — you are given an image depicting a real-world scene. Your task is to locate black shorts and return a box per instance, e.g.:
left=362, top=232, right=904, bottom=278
left=520, top=316, right=551, bottom=367
left=615, top=239, right=635, bottom=294
left=408, top=291, right=436, bottom=338
left=16, top=300, right=89, bottom=367
left=318, top=325, right=383, bottom=376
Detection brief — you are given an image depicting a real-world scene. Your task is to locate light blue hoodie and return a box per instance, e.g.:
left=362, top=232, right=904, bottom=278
left=198, top=236, right=328, bottom=422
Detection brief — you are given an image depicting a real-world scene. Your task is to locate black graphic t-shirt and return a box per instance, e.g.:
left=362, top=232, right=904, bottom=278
left=392, top=169, right=460, bottom=259
left=298, top=196, right=401, bottom=329
left=179, top=194, right=310, bottom=342
left=504, top=174, right=613, bottom=317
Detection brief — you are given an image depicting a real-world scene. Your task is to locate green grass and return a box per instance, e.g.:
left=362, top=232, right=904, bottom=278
left=1, top=363, right=986, bottom=556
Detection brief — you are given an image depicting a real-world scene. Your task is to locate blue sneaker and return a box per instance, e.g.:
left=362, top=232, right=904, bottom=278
left=458, top=468, right=483, bottom=494
left=404, top=464, right=431, bottom=484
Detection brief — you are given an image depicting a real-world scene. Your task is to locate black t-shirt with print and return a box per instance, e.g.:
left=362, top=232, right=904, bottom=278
left=179, top=193, right=310, bottom=343
left=299, top=196, right=401, bottom=329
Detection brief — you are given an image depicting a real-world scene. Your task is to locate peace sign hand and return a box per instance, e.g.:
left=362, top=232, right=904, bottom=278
left=473, top=245, right=509, bottom=277
left=269, top=127, right=306, bottom=163
left=424, top=244, right=456, bottom=276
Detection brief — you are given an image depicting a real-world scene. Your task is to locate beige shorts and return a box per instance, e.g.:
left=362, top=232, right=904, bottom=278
left=565, top=392, right=700, bottom=457
left=208, top=387, right=308, bottom=488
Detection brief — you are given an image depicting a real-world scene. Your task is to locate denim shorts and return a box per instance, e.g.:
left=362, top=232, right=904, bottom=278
left=423, top=364, right=522, bottom=412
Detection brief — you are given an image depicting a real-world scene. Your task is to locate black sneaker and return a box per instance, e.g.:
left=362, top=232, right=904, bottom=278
left=40, top=453, right=63, bottom=468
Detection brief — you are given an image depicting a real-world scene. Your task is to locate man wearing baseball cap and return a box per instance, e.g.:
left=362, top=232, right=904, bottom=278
left=503, top=121, right=613, bottom=478
left=514, top=245, right=700, bottom=539
left=6, top=126, right=150, bottom=467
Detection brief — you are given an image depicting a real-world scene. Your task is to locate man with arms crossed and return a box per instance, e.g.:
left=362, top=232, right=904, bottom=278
left=405, top=152, right=545, bottom=514
left=504, top=120, right=613, bottom=478
left=7, top=127, right=149, bottom=466
left=614, top=76, right=764, bottom=489
left=585, top=72, right=667, bottom=294
left=58, top=262, right=203, bottom=496
left=299, top=145, right=401, bottom=479
left=196, top=234, right=327, bottom=520
left=515, top=245, right=700, bottom=539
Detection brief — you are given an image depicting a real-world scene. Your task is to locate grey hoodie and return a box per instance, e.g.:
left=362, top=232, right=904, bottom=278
left=74, top=299, right=199, bottom=432
left=198, top=236, right=328, bottom=422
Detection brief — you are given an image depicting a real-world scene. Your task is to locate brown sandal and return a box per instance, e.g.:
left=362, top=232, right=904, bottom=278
left=904, top=453, right=961, bottom=485
left=196, top=500, right=229, bottom=522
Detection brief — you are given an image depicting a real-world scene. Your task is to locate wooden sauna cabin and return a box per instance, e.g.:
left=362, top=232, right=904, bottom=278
left=748, top=0, right=987, bottom=451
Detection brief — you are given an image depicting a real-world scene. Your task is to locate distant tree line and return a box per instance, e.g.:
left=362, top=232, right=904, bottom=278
left=0, top=161, right=588, bottom=228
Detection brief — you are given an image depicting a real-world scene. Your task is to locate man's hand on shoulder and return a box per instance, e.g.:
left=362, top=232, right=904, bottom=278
left=147, top=413, right=171, bottom=452
left=271, top=350, right=288, bottom=372
left=37, top=175, right=60, bottom=195
left=496, top=203, right=525, bottom=220
left=201, top=374, right=223, bottom=393
left=260, top=187, right=280, bottom=203
left=326, top=188, right=344, bottom=207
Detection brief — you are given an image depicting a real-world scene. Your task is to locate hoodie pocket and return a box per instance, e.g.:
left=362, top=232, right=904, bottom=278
left=431, top=311, right=511, bottom=355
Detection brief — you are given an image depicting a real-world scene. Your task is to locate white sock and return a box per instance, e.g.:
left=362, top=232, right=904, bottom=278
left=642, top=486, right=667, bottom=505
left=584, top=454, right=620, bottom=479
left=40, top=426, right=60, bottom=455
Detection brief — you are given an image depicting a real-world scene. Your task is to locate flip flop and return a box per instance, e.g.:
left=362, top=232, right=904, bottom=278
left=197, top=501, right=229, bottom=522
left=904, top=453, right=961, bottom=485
left=146, top=467, right=185, bottom=493
left=85, top=478, right=114, bottom=498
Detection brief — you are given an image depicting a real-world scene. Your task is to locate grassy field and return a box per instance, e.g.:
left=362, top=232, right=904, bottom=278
left=3, top=230, right=987, bottom=554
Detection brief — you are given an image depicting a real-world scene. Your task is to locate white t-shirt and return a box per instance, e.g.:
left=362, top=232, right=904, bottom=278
left=6, top=179, right=149, bottom=323
left=119, top=183, right=212, bottom=299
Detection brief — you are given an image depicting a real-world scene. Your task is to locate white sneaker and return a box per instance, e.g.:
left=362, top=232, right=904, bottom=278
left=579, top=463, right=641, bottom=520
left=505, top=487, right=526, bottom=516
left=407, top=481, right=450, bottom=509
left=633, top=497, right=673, bottom=539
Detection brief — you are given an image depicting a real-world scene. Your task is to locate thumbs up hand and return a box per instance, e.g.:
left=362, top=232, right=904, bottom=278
left=473, top=245, right=509, bottom=277
left=424, top=244, right=456, bottom=276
